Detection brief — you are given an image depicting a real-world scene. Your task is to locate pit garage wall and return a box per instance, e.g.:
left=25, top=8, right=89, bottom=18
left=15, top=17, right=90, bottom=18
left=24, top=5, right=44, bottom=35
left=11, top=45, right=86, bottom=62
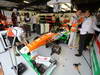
left=91, top=34, right=100, bottom=75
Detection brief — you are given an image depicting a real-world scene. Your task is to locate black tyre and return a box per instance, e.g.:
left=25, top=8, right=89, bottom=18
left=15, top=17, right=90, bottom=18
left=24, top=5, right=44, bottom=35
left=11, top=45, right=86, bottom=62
left=34, top=36, right=39, bottom=40
left=52, top=45, right=61, bottom=55
left=45, top=44, right=49, bottom=48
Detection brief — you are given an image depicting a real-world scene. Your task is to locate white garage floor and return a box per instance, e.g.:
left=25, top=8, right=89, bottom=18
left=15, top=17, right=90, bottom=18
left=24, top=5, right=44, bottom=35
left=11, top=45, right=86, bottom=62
left=0, top=33, right=92, bottom=75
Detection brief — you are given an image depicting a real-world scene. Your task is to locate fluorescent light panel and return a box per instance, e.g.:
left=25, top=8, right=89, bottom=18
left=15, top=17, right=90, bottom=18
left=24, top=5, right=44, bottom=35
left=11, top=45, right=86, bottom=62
left=49, top=5, right=54, bottom=7
left=99, top=8, right=100, bottom=11
left=24, top=0, right=30, bottom=3
left=61, top=4, right=70, bottom=10
left=61, top=4, right=67, bottom=8
left=65, top=3, right=71, bottom=7
left=73, top=8, right=77, bottom=11
left=61, top=8, right=66, bottom=11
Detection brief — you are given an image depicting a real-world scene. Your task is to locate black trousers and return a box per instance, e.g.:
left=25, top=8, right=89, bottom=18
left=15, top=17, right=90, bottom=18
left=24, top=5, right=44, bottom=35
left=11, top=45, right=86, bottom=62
left=78, top=33, right=93, bottom=54
left=32, top=24, right=36, bottom=32
left=23, top=24, right=31, bottom=37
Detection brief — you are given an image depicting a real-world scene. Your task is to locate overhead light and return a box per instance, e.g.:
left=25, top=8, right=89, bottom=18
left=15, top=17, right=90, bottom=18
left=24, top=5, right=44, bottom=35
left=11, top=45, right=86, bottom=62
left=24, top=0, right=30, bottom=3
left=73, top=8, right=77, bottom=11
left=61, top=4, right=70, bottom=10
left=99, top=8, right=100, bottom=11
left=61, top=8, right=66, bottom=11
left=65, top=3, right=71, bottom=7
left=61, top=4, right=67, bottom=8
left=49, top=5, right=54, bottom=7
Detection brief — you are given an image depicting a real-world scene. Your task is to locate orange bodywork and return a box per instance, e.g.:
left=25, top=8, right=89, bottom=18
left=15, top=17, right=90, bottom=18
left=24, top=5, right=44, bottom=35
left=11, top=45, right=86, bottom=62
left=6, top=28, right=15, bottom=37
left=63, top=24, right=68, bottom=26
left=70, top=27, right=77, bottom=32
left=26, top=32, right=58, bottom=52
left=71, top=23, right=78, bottom=27
left=70, top=17, right=84, bottom=32
left=77, top=17, right=84, bottom=23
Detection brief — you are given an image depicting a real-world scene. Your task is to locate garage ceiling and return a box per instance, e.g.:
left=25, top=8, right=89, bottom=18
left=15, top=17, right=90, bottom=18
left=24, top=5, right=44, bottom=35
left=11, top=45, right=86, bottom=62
left=71, top=0, right=100, bottom=11
left=0, top=0, right=52, bottom=12
left=72, top=0, right=99, bottom=4
left=0, top=0, right=18, bottom=7
left=0, top=0, right=100, bottom=12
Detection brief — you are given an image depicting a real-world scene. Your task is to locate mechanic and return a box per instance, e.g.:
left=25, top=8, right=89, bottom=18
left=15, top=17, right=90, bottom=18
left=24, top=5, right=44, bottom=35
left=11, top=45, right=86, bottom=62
left=75, top=10, right=100, bottom=57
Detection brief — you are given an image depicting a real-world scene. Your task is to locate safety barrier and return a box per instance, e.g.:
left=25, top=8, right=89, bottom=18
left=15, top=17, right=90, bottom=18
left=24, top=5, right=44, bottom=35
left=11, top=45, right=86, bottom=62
left=91, top=34, right=100, bottom=75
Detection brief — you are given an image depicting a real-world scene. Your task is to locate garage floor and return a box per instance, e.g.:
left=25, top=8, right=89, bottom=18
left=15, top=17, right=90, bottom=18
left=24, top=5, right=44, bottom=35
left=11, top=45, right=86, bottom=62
left=0, top=33, right=92, bottom=75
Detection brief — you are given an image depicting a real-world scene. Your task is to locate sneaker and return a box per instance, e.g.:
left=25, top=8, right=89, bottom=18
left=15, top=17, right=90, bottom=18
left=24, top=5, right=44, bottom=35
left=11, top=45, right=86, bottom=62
left=68, top=46, right=74, bottom=48
left=73, top=45, right=78, bottom=48
left=84, top=48, right=89, bottom=51
left=16, top=53, right=20, bottom=56
left=75, top=54, right=82, bottom=57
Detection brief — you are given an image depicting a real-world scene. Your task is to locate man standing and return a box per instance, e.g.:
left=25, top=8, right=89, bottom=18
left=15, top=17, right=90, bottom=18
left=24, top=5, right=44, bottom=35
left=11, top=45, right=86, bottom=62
left=68, top=10, right=82, bottom=48
left=75, top=10, right=100, bottom=57
left=31, top=14, right=37, bottom=32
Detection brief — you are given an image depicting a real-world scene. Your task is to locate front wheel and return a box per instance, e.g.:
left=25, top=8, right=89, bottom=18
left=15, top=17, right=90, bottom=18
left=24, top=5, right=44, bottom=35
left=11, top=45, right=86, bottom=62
left=51, top=45, right=61, bottom=55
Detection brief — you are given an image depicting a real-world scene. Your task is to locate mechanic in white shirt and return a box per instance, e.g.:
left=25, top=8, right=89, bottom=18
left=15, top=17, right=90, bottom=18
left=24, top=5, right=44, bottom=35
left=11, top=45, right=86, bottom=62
left=75, top=10, right=100, bottom=57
